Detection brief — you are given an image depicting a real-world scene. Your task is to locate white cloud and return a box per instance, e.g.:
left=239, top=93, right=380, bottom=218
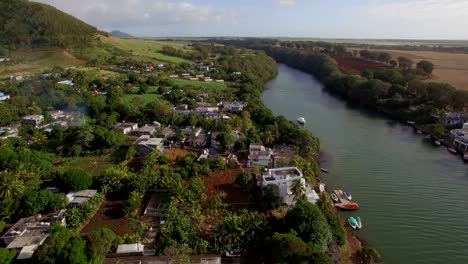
left=277, top=0, right=296, bottom=7
left=33, top=0, right=238, bottom=36
left=352, top=0, right=468, bottom=39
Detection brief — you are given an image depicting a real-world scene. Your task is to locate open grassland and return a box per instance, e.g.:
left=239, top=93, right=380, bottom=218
left=121, top=93, right=163, bottom=106
left=62, top=155, right=112, bottom=177
left=170, top=78, right=227, bottom=90
left=0, top=48, right=85, bottom=77
left=359, top=48, right=468, bottom=90
left=101, top=36, right=191, bottom=64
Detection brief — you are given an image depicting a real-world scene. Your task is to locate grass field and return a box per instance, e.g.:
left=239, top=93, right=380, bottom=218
left=121, top=93, right=163, bottom=106
left=101, top=36, right=191, bottom=64
left=62, top=155, right=112, bottom=176
left=0, top=48, right=85, bottom=78
left=170, top=78, right=227, bottom=90
left=356, top=48, right=468, bottom=90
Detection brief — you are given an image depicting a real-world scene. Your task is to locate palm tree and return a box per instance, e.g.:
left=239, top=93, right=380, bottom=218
left=291, top=179, right=306, bottom=202
left=0, top=173, right=25, bottom=199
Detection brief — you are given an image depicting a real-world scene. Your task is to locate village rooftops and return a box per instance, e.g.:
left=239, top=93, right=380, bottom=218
left=262, top=167, right=302, bottom=182
left=1, top=210, right=66, bottom=252
left=451, top=123, right=468, bottom=143
left=114, top=122, right=139, bottom=134
left=132, top=125, right=159, bottom=136
left=67, top=189, right=98, bottom=207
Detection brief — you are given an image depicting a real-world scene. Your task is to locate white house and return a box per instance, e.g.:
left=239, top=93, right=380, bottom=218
left=0, top=92, right=10, bottom=101
left=135, top=136, right=164, bottom=156
left=22, top=115, right=44, bottom=128
left=248, top=144, right=273, bottom=167
left=451, top=123, right=468, bottom=152
left=114, top=122, right=139, bottom=135
left=132, top=125, right=158, bottom=136
left=261, top=167, right=319, bottom=205
left=57, top=80, right=74, bottom=86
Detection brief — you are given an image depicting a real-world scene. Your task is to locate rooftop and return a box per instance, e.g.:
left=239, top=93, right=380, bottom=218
left=263, top=167, right=302, bottom=182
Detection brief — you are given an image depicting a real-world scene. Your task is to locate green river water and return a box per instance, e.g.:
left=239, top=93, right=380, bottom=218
left=261, top=64, right=468, bottom=264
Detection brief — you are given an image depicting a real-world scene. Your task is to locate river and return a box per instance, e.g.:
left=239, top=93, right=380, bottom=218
left=261, top=64, right=468, bottom=264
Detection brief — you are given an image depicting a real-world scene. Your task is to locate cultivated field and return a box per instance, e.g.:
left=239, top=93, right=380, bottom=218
left=357, top=48, right=468, bottom=90
left=170, top=78, right=227, bottom=90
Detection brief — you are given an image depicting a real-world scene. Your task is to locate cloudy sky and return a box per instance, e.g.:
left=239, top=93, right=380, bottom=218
left=35, top=0, right=468, bottom=39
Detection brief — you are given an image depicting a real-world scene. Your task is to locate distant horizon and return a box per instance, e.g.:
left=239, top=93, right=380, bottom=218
left=35, top=0, right=468, bottom=40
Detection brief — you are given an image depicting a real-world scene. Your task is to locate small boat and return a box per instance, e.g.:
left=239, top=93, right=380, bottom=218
left=447, top=147, right=458, bottom=154
left=417, top=130, right=423, bottom=134
left=337, top=190, right=346, bottom=199
left=348, top=217, right=358, bottom=230
left=297, top=117, right=306, bottom=124
left=330, top=193, right=340, bottom=203
left=344, top=191, right=352, bottom=200
left=424, top=135, right=431, bottom=139
left=406, top=121, right=416, bottom=125
left=320, top=168, right=329, bottom=173
left=356, top=216, right=362, bottom=229
left=336, top=202, right=360, bottom=211
left=319, top=183, right=325, bottom=193
left=434, top=140, right=441, bottom=146
left=463, top=154, right=468, bottom=162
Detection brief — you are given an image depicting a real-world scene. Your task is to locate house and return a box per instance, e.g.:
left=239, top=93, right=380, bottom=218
left=0, top=92, right=10, bottom=101
left=182, top=127, right=207, bottom=148
left=116, top=243, right=144, bottom=255
left=444, top=112, right=468, bottom=126
left=195, top=106, right=219, bottom=113
left=67, top=189, right=98, bottom=208
left=222, top=101, right=245, bottom=112
left=195, top=74, right=204, bottom=78
left=248, top=144, right=273, bottom=167
left=181, top=73, right=190, bottom=77
left=204, top=78, right=213, bottom=82
left=22, top=115, right=44, bottom=128
left=157, top=63, right=166, bottom=69
left=169, top=74, right=179, bottom=78
left=158, top=126, right=176, bottom=139
left=232, top=71, right=242, bottom=75
left=199, top=65, right=210, bottom=72
left=1, top=210, right=66, bottom=259
left=57, top=80, right=74, bottom=86
left=134, top=135, right=164, bottom=156
left=260, top=167, right=319, bottom=205
left=114, top=122, right=139, bottom=135
left=132, top=125, right=158, bottom=136
left=450, top=123, right=468, bottom=152
left=215, top=80, right=224, bottom=83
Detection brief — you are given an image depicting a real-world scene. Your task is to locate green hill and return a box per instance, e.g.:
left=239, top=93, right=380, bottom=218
left=0, top=0, right=100, bottom=51
left=110, top=30, right=135, bottom=39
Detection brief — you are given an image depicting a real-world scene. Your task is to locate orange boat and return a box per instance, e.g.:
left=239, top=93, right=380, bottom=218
left=336, top=202, right=359, bottom=211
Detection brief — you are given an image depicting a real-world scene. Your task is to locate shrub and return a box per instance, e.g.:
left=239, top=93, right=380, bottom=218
left=235, top=173, right=252, bottom=191
left=57, top=168, right=92, bottom=192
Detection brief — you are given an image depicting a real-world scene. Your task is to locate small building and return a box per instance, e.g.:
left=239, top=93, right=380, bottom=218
left=204, top=78, right=213, bottom=82
left=157, top=63, right=166, bottom=69
left=158, top=126, right=175, bottom=139
left=444, top=112, right=468, bottom=126
left=116, top=243, right=144, bottom=255
left=1, top=210, right=66, bottom=259
left=450, top=123, right=468, bottom=152
left=67, top=189, right=98, bottom=208
left=199, top=65, right=210, bottom=72
left=181, top=73, right=190, bottom=77
left=195, top=106, right=219, bottom=113
left=57, top=80, right=74, bottom=86
left=22, top=115, right=44, bottom=128
left=169, top=74, right=179, bottom=78
left=248, top=144, right=273, bottom=167
left=0, top=92, right=10, bottom=101
left=114, top=122, right=139, bottom=135
left=222, top=101, right=245, bottom=112
left=261, top=167, right=319, bottom=205
left=215, top=79, right=224, bottom=83
left=195, top=74, right=204, bottom=78
left=135, top=135, right=164, bottom=156
left=132, top=125, right=158, bottom=137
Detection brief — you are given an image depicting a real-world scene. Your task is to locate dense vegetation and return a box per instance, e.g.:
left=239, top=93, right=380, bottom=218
left=0, top=0, right=99, bottom=51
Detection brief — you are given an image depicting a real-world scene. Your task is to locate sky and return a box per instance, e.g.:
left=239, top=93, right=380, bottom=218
left=34, top=0, right=468, bottom=39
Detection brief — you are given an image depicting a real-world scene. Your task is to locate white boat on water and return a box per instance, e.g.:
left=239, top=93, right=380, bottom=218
left=434, top=140, right=441, bottom=146
left=297, top=117, right=306, bottom=124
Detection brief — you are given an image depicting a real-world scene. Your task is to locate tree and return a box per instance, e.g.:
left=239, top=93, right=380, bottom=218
left=263, top=184, right=283, bottom=210
left=21, top=190, right=67, bottom=216
left=216, top=132, right=236, bottom=152
left=285, top=201, right=332, bottom=251
left=85, top=228, right=116, bottom=260
left=290, top=179, right=306, bottom=202
left=0, top=247, right=15, bottom=264
left=33, top=225, right=90, bottom=264
left=397, top=56, right=413, bottom=70
left=124, top=191, right=143, bottom=216
left=125, top=145, right=137, bottom=161
left=0, top=172, right=25, bottom=199
left=235, top=173, right=252, bottom=191
left=417, top=60, right=434, bottom=75
left=267, top=232, right=309, bottom=263
left=57, top=168, right=92, bottom=192
left=99, top=165, right=131, bottom=192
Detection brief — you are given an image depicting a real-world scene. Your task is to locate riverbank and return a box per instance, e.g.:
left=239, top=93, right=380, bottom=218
left=262, top=64, right=468, bottom=264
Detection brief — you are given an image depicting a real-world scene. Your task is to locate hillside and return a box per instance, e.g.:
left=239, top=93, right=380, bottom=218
left=0, top=0, right=99, bottom=51
left=110, top=30, right=135, bottom=39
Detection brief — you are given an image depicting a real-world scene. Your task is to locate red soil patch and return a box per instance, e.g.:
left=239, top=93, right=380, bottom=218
left=334, top=57, right=387, bottom=74
left=81, top=194, right=129, bottom=236
left=202, top=168, right=249, bottom=204
left=165, top=147, right=189, bottom=161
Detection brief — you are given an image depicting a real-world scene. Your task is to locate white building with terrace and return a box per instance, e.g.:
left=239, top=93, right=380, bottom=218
left=451, top=123, right=468, bottom=152
left=260, top=167, right=319, bottom=206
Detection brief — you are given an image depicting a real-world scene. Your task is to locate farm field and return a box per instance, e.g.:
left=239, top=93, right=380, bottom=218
left=121, top=93, right=163, bottom=106
left=354, top=48, right=468, bottom=90
left=0, top=48, right=85, bottom=78
left=202, top=168, right=249, bottom=205
left=101, top=36, right=192, bottom=64
left=170, top=78, right=227, bottom=90
left=334, top=57, right=387, bottom=75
